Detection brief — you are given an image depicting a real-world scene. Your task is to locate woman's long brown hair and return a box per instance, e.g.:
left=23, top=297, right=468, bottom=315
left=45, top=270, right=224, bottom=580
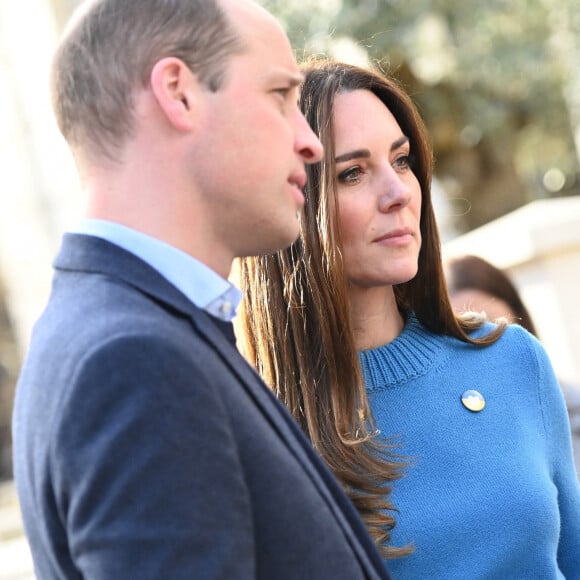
left=236, top=60, right=504, bottom=558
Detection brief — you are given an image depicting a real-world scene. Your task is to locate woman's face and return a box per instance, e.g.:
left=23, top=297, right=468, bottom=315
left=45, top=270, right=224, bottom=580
left=332, top=89, right=422, bottom=289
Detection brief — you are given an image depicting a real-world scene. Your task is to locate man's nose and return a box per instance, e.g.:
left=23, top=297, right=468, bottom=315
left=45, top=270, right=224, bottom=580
left=295, top=112, right=323, bottom=164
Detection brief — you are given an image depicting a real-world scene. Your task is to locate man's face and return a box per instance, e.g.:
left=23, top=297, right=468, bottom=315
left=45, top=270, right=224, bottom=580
left=192, top=0, right=322, bottom=261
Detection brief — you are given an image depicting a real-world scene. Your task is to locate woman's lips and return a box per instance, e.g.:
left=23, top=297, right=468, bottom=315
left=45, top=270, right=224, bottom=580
left=373, top=227, right=414, bottom=245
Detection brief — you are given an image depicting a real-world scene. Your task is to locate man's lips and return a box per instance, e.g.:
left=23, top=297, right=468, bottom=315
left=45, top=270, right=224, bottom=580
left=288, top=172, right=307, bottom=207
left=288, top=172, right=307, bottom=190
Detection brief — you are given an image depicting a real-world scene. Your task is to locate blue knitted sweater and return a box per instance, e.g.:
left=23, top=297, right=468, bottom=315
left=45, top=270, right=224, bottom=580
left=359, top=312, right=580, bottom=579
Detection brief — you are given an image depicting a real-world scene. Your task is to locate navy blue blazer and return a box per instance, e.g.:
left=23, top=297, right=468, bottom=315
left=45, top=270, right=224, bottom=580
left=13, top=234, right=390, bottom=579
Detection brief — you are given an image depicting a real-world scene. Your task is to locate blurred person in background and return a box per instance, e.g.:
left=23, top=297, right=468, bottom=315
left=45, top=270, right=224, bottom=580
left=237, top=59, right=580, bottom=578
left=446, top=253, right=580, bottom=476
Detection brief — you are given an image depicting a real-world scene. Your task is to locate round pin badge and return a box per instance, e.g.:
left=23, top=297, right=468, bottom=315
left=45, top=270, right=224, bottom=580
left=461, top=389, right=485, bottom=412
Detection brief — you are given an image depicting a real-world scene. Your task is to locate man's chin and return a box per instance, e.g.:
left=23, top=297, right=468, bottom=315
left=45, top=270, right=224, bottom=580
left=251, top=231, right=301, bottom=258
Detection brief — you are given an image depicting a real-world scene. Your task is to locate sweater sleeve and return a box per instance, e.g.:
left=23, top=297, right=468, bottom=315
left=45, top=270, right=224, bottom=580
left=531, top=334, right=580, bottom=578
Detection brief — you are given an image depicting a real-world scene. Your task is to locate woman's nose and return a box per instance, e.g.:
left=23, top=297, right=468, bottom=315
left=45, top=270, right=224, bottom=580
left=378, top=167, right=412, bottom=212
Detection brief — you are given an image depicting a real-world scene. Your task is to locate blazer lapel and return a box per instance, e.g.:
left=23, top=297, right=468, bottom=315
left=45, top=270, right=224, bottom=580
left=192, top=310, right=388, bottom=580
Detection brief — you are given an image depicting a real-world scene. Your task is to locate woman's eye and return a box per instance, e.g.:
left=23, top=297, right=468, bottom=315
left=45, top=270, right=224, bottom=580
left=338, top=166, right=363, bottom=184
left=393, top=154, right=414, bottom=171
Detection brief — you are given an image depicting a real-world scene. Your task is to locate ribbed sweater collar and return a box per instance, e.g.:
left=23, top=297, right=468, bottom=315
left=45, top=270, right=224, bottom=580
left=358, top=312, right=445, bottom=390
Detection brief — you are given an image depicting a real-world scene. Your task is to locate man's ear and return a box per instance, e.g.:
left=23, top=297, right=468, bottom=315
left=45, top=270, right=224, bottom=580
left=150, top=57, right=202, bottom=131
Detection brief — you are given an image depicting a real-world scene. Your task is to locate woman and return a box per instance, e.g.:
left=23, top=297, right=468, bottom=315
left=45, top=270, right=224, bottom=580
left=237, top=60, right=580, bottom=577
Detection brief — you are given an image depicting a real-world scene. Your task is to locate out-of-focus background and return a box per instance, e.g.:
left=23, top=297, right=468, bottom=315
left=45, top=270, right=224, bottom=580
left=1, top=0, right=579, bottom=577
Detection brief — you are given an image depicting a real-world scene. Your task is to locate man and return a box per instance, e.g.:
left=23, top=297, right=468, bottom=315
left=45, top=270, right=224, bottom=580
left=12, top=0, right=391, bottom=578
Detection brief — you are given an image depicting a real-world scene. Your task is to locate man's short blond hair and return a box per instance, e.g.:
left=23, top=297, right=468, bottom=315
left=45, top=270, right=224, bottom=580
left=51, top=0, right=243, bottom=161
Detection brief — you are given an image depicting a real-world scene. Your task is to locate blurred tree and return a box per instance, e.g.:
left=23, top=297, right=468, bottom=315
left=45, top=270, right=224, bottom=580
left=50, top=0, right=580, bottom=232
left=262, top=0, right=580, bottom=233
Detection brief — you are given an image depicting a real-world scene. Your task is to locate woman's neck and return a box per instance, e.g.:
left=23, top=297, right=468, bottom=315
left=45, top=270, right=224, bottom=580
left=349, top=285, right=405, bottom=350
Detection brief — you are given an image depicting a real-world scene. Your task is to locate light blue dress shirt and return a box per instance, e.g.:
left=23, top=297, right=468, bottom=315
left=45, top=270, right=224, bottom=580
left=71, top=219, right=242, bottom=321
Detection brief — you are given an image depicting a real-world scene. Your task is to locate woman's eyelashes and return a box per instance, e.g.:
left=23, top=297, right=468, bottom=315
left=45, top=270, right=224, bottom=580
left=337, top=152, right=415, bottom=185
left=338, top=165, right=364, bottom=184
left=393, top=153, right=414, bottom=172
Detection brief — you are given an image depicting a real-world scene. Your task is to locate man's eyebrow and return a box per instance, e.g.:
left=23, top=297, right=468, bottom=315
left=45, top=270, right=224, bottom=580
left=334, top=136, right=410, bottom=164
left=265, top=70, right=304, bottom=86
left=287, top=73, right=304, bottom=87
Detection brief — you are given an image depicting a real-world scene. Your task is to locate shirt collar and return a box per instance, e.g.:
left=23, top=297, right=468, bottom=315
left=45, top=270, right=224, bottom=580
left=71, top=219, right=242, bottom=321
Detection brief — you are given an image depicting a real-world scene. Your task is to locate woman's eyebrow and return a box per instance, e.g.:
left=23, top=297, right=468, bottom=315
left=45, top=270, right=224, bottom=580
left=334, top=136, right=410, bottom=164
left=335, top=149, right=370, bottom=163
left=392, top=135, right=410, bottom=150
